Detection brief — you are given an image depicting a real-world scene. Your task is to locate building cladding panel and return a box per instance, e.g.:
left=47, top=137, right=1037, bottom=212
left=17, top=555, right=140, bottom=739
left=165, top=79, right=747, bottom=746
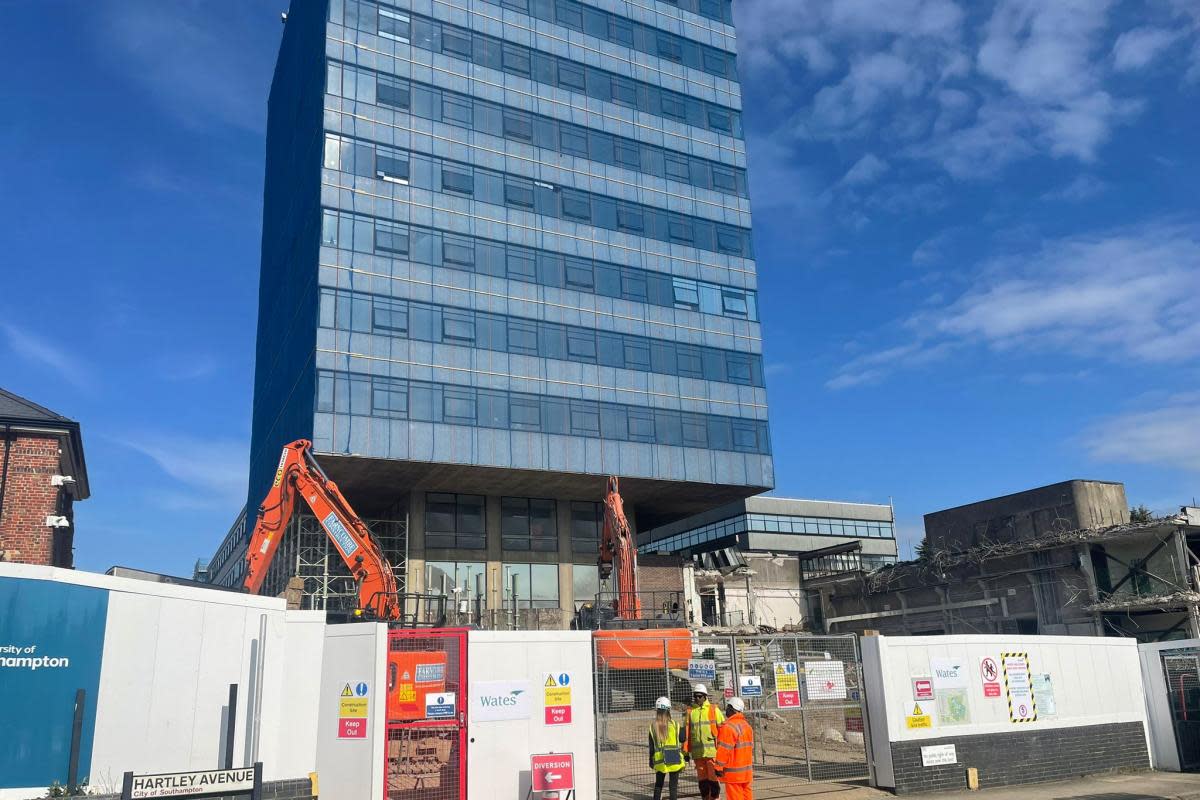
left=247, top=0, right=772, bottom=511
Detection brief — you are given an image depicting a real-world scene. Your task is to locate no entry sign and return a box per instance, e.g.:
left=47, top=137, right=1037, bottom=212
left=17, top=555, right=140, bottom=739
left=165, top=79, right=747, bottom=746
left=531, top=753, right=574, bottom=792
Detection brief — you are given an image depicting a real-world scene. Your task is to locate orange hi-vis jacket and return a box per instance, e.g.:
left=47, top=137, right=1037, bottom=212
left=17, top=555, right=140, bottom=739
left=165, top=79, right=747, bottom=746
left=714, top=712, right=754, bottom=784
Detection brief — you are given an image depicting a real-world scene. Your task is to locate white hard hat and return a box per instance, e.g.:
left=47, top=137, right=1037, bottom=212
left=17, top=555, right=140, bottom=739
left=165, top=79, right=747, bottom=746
left=692, top=684, right=709, bottom=695
left=727, top=697, right=745, bottom=712
left=655, top=696, right=672, bottom=711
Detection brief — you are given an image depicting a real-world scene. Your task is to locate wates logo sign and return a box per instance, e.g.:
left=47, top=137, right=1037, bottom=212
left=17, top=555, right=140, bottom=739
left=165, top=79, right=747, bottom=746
left=479, top=689, right=524, bottom=707
left=472, top=680, right=532, bottom=721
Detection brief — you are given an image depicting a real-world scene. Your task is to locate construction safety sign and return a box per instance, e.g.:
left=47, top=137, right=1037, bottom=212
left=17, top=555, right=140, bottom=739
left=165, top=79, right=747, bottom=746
left=774, top=662, right=800, bottom=708
left=906, top=702, right=932, bottom=729
left=544, top=672, right=572, bottom=725
left=338, top=679, right=369, bottom=739
left=1002, top=652, right=1037, bottom=723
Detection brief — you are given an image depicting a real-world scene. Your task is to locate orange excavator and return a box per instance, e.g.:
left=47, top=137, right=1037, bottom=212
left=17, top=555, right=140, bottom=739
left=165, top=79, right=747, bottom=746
left=592, top=477, right=690, bottom=711
left=244, top=438, right=401, bottom=620
left=599, top=475, right=642, bottom=620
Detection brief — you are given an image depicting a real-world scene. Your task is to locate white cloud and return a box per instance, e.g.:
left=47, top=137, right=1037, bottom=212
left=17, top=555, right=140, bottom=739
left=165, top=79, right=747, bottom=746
left=96, top=1, right=276, bottom=134
left=736, top=0, right=1200, bottom=192
left=808, top=51, right=925, bottom=137
left=841, top=153, right=890, bottom=185
left=2, top=324, right=94, bottom=391
left=977, top=0, right=1112, bottom=104
left=911, top=228, right=964, bottom=265
left=1112, top=27, right=1183, bottom=71
left=120, top=432, right=248, bottom=506
left=156, top=353, right=221, bottom=382
left=744, top=133, right=825, bottom=215
left=826, top=341, right=957, bottom=389
left=1083, top=397, right=1200, bottom=472
left=931, top=224, right=1200, bottom=361
left=829, top=222, right=1200, bottom=387
left=1041, top=174, right=1106, bottom=202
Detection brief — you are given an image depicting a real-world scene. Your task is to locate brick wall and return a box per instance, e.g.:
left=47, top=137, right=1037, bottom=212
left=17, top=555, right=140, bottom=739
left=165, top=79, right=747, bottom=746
left=638, top=554, right=684, bottom=593
left=888, top=721, right=1150, bottom=793
left=0, top=432, right=72, bottom=567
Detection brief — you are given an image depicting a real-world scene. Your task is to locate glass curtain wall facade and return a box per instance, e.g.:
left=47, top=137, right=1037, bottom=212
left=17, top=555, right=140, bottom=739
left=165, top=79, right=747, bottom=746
left=245, top=0, right=771, bottom=618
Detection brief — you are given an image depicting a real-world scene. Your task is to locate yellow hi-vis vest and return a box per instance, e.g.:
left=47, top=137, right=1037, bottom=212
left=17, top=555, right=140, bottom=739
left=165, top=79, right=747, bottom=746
left=650, top=720, right=685, bottom=773
left=685, top=701, right=725, bottom=759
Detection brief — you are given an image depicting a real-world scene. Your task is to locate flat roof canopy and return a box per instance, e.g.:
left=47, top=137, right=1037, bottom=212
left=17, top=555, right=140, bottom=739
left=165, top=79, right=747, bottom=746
left=316, top=452, right=766, bottom=529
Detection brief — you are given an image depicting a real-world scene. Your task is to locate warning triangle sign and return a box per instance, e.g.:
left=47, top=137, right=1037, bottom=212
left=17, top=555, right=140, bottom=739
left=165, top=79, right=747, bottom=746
left=341, top=684, right=353, bottom=697
left=912, top=703, right=923, bottom=715
left=545, top=675, right=557, bottom=687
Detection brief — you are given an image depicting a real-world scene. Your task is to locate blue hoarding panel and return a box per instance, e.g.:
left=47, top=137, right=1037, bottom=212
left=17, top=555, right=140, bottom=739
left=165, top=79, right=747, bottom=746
left=0, top=577, right=108, bottom=789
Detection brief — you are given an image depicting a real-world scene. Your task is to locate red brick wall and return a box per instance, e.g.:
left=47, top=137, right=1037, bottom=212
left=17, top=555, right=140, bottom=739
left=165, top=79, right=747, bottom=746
left=0, top=433, right=71, bottom=567
left=638, top=554, right=685, bottom=593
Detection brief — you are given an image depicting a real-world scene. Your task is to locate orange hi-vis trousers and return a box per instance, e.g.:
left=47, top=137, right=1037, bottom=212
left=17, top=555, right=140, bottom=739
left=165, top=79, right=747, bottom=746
left=722, top=782, right=752, bottom=800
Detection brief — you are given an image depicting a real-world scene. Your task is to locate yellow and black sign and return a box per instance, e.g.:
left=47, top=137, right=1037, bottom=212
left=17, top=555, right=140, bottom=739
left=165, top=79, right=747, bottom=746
left=340, top=698, right=369, bottom=718
left=906, top=702, right=932, bottom=729
left=341, top=684, right=353, bottom=697
left=544, top=672, right=572, bottom=707
left=1002, top=652, right=1037, bottom=723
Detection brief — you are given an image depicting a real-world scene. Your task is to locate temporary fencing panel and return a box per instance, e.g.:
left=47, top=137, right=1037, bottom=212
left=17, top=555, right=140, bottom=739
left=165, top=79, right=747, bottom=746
left=1163, top=652, right=1200, bottom=771
left=386, top=629, right=467, bottom=800
left=594, top=633, right=869, bottom=800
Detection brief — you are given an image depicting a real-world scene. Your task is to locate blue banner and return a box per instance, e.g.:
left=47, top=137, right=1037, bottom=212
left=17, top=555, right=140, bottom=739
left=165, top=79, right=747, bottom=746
left=0, top=577, right=108, bottom=789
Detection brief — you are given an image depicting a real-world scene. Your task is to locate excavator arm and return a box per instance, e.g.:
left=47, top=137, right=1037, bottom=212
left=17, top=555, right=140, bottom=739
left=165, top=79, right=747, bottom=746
left=599, top=476, right=642, bottom=620
left=244, top=439, right=400, bottom=620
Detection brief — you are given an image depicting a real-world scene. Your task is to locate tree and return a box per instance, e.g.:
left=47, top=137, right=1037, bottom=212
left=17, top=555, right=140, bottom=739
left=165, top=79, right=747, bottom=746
left=1129, top=504, right=1154, bottom=523
left=915, top=538, right=932, bottom=562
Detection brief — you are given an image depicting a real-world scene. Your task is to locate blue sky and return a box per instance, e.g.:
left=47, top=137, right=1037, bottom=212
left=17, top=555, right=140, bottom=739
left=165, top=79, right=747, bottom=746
left=1, top=0, right=1197, bottom=574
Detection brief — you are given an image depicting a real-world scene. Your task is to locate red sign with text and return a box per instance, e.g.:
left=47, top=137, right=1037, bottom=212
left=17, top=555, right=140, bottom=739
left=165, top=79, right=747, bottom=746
left=777, top=690, right=800, bottom=708
left=531, top=753, right=574, bottom=792
left=545, top=705, right=572, bottom=725
left=338, top=718, right=367, bottom=738
left=984, top=683, right=1002, bottom=697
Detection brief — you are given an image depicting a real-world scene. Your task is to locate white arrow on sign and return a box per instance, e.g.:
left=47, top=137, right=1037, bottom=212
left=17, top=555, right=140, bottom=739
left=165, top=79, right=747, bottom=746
left=546, top=773, right=562, bottom=783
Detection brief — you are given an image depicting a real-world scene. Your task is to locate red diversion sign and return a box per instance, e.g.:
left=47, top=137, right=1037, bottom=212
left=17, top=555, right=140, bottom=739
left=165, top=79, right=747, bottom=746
left=531, top=753, right=574, bottom=792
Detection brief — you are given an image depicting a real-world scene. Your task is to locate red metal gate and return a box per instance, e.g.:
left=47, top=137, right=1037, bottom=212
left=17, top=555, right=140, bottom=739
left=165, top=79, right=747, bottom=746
left=385, top=629, right=468, bottom=800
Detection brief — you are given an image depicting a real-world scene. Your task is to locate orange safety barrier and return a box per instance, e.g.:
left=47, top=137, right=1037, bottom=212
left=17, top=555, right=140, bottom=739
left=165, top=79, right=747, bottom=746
left=593, top=629, right=691, bottom=670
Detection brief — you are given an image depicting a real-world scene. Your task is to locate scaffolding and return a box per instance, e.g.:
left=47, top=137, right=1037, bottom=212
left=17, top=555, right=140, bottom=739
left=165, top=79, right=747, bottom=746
left=260, top=513, right=408, bottom=613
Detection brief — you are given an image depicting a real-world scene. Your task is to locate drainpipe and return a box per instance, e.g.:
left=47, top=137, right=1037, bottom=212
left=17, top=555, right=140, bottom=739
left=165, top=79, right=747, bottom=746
left=0, top=424, right=11, bottom=535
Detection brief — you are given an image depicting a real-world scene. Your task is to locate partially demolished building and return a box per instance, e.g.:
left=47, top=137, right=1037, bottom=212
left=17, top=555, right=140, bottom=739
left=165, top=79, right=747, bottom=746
left=808, top=480, right=1200, bottom=642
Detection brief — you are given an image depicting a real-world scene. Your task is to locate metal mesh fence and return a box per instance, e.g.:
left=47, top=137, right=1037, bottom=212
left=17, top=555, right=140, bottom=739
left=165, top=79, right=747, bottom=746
left=386, top=726, right=461, bottom=800
left=595, top=634, right=869, bottom=800
left=386, top=630, right=466, bottom=800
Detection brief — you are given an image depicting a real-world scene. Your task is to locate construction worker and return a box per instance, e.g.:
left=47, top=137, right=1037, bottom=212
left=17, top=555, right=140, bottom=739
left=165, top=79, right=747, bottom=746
left=648, top=697, right=686, bottom=800
left=714, top=696, right=754, bottom=800
left=682, top=684, right=725, bottom=800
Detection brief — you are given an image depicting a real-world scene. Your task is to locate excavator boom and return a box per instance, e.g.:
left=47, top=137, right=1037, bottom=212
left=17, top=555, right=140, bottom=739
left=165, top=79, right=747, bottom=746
left=244, top=439, right=400, bottom=620
left=600, top=476, right=642, bottom=620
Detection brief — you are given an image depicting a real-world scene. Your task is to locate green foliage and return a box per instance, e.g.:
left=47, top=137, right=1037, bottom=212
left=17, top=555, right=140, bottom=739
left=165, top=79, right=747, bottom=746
left=1130, top=504, right=1154, bottom=523
left=915, top=538, right=931, bottom=562
left=45, top=779, right=88, bottom=798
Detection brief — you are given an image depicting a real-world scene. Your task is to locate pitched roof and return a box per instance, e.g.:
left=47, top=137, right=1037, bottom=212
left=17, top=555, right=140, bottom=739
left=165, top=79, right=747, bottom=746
left=0, top=387, right=89, bottom=499
left=0, top=387, right=75, bottom=424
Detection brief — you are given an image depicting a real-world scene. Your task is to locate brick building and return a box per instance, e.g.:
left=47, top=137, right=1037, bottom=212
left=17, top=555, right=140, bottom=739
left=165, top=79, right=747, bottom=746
left=0, top=389, right=89, bottom=567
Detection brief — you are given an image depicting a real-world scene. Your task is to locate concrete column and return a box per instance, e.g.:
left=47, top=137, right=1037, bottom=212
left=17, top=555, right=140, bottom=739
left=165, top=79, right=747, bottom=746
left=558, top=498, right=575, bottom=614
left=1076, top=543, right=1105, bottom=635
left=487, top=561, right=503, bottom=614
left=486, top=495, right=503, bottom=615
left=407, top=490, right=426, bottom=594
left=559, top=562, right=573, bottom=621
